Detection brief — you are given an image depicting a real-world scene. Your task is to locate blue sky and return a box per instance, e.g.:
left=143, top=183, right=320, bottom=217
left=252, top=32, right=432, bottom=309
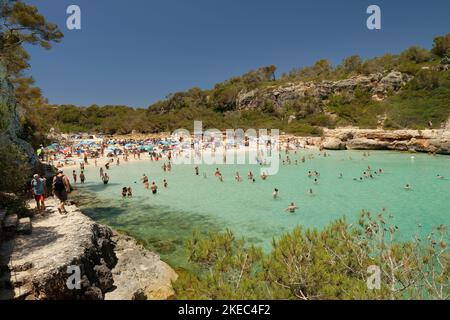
left=25, top=0, right=450, bottom=108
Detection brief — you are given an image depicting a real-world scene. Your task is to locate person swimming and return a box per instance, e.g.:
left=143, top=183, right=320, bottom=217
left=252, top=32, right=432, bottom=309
left=273, top=188, right=279, bottom=199
left=284, top=202, right=298, bottom=213
left=338, top=173, right=343, bottom=179
left=127, top=187, right=132, bottom=197
left=151, top=181, right=158, bottom=194
left=404, top=184, right=411, bottom=190
left=163, top=179, right=168, bottom=188
left=235, top=172, right=242, bottom=182
left=437, top=174, right=445, bottom=180
left=309, top=188, right=314, bottom=196
left=122, top=187, right=127, bottom=198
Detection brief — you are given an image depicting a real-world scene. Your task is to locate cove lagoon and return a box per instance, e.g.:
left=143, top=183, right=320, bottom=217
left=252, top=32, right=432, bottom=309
left=72, top=150, right=450, bottom=268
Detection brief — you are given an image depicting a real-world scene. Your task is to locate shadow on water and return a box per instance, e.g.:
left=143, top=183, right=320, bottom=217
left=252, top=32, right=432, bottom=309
left=71, top=190, right=222, bottom=270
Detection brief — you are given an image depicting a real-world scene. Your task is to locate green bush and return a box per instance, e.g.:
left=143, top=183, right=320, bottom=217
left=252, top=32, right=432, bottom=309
left=174, top=213, right=449, bottom=300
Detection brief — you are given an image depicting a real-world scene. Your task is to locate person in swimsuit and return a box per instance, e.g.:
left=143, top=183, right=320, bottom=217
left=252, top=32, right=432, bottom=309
left=142, top=174, right=149, bottom=189
left=102, top=173, right=109, bottom=185
left=72, top=170, right=77, bottom=184
left=284, top=202, right=298, bottom=213
left=122, top=187, right=128, bottom=198
left=163, top=179, right=168, bottom=188
left=272, top=188, right=278, bottom=199
left=80, top=171, right=85, bottom=184
left=151, top=182, right=158, bottom=194
left=127, top=187, right=133, bottom=197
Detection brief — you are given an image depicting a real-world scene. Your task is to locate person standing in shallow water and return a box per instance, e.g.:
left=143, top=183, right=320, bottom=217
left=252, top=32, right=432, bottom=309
left=142, top=174, right=149, bottom=189
left=80, top=171, right=86, bottom=184
left=284, top=202, right=298, bottom=213
left=151, top=181, right=158, bottom=194
left=102, top=173, right=110, bottom=185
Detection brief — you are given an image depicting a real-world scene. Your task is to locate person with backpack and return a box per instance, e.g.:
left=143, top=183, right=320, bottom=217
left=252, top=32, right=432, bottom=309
left=52, top=169, right=71, bottom=214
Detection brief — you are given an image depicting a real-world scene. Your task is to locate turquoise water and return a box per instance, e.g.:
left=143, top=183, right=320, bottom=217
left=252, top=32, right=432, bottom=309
left=73, top=150, right=450, bottom=268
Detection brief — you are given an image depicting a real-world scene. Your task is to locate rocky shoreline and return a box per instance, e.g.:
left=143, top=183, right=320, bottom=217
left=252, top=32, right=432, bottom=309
left=319, top=125, right=450, bottom=155
left=0, top=198, right=177, bottom=300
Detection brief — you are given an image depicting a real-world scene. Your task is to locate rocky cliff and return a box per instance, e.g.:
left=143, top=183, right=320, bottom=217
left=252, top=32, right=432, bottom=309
left=0, top=64, right=38, bottom=166
left=0, top=199, right=177, bottom=300
left=320, top=124, right=450, bottom=155
left=236, top=71, right=412, bottom=110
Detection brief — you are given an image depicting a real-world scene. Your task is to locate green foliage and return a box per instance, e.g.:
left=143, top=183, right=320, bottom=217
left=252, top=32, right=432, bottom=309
left=0, top=0, right=64, bottom=75
left=326, top=90, right=385, bottom=128
left=0, top=142, right=30, bottom=195
left=383, top=69, right=450, bottom=129
left=431, top=34, right=450, bottom=58
left=0, top=102, right=9, bottom=131
left=11, top=33, right=450, bottom=138
left=174, top=213, right=449, bottom=300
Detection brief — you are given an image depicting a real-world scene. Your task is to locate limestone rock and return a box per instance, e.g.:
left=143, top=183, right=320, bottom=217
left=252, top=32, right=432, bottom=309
left=0, top=65, right=38, bottom=166
left=322, top=137, right=346, bottom=150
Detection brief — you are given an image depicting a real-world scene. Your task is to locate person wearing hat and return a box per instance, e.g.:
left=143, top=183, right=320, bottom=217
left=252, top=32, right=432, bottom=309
left=52, top=169, right=71, bottom=214
left=31, top=173, right=47, bottom=212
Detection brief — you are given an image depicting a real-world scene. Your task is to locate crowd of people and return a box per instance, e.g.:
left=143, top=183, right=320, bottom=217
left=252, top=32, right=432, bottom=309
left=30, top=136, right=447, bottom=217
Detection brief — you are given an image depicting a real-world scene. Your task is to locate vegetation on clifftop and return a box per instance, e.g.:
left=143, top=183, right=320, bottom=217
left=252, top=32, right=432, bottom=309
left=15, top=35, right=450, bottom=137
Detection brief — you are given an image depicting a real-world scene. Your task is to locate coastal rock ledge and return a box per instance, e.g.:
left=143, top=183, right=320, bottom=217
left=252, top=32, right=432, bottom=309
left=321, top=124, right=450, bottom=155
left=0, top=199, right=176, bottom=300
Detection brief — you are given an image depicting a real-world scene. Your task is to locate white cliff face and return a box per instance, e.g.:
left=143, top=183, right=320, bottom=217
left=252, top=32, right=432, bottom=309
left=235, top=71, right=413, bottom=110
left=321, top=125, right=450, bottom=155
left=0, top=64, right=38, bottom=166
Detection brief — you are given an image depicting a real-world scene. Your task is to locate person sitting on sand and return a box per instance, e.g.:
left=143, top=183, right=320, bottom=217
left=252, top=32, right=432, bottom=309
left=284, top=202, right=298, bottom=213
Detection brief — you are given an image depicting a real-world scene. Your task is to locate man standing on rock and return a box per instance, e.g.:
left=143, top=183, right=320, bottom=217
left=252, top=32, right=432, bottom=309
left=52, top=169, right=71, bottom=214
left=31, top=174, right=47, bottom=212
